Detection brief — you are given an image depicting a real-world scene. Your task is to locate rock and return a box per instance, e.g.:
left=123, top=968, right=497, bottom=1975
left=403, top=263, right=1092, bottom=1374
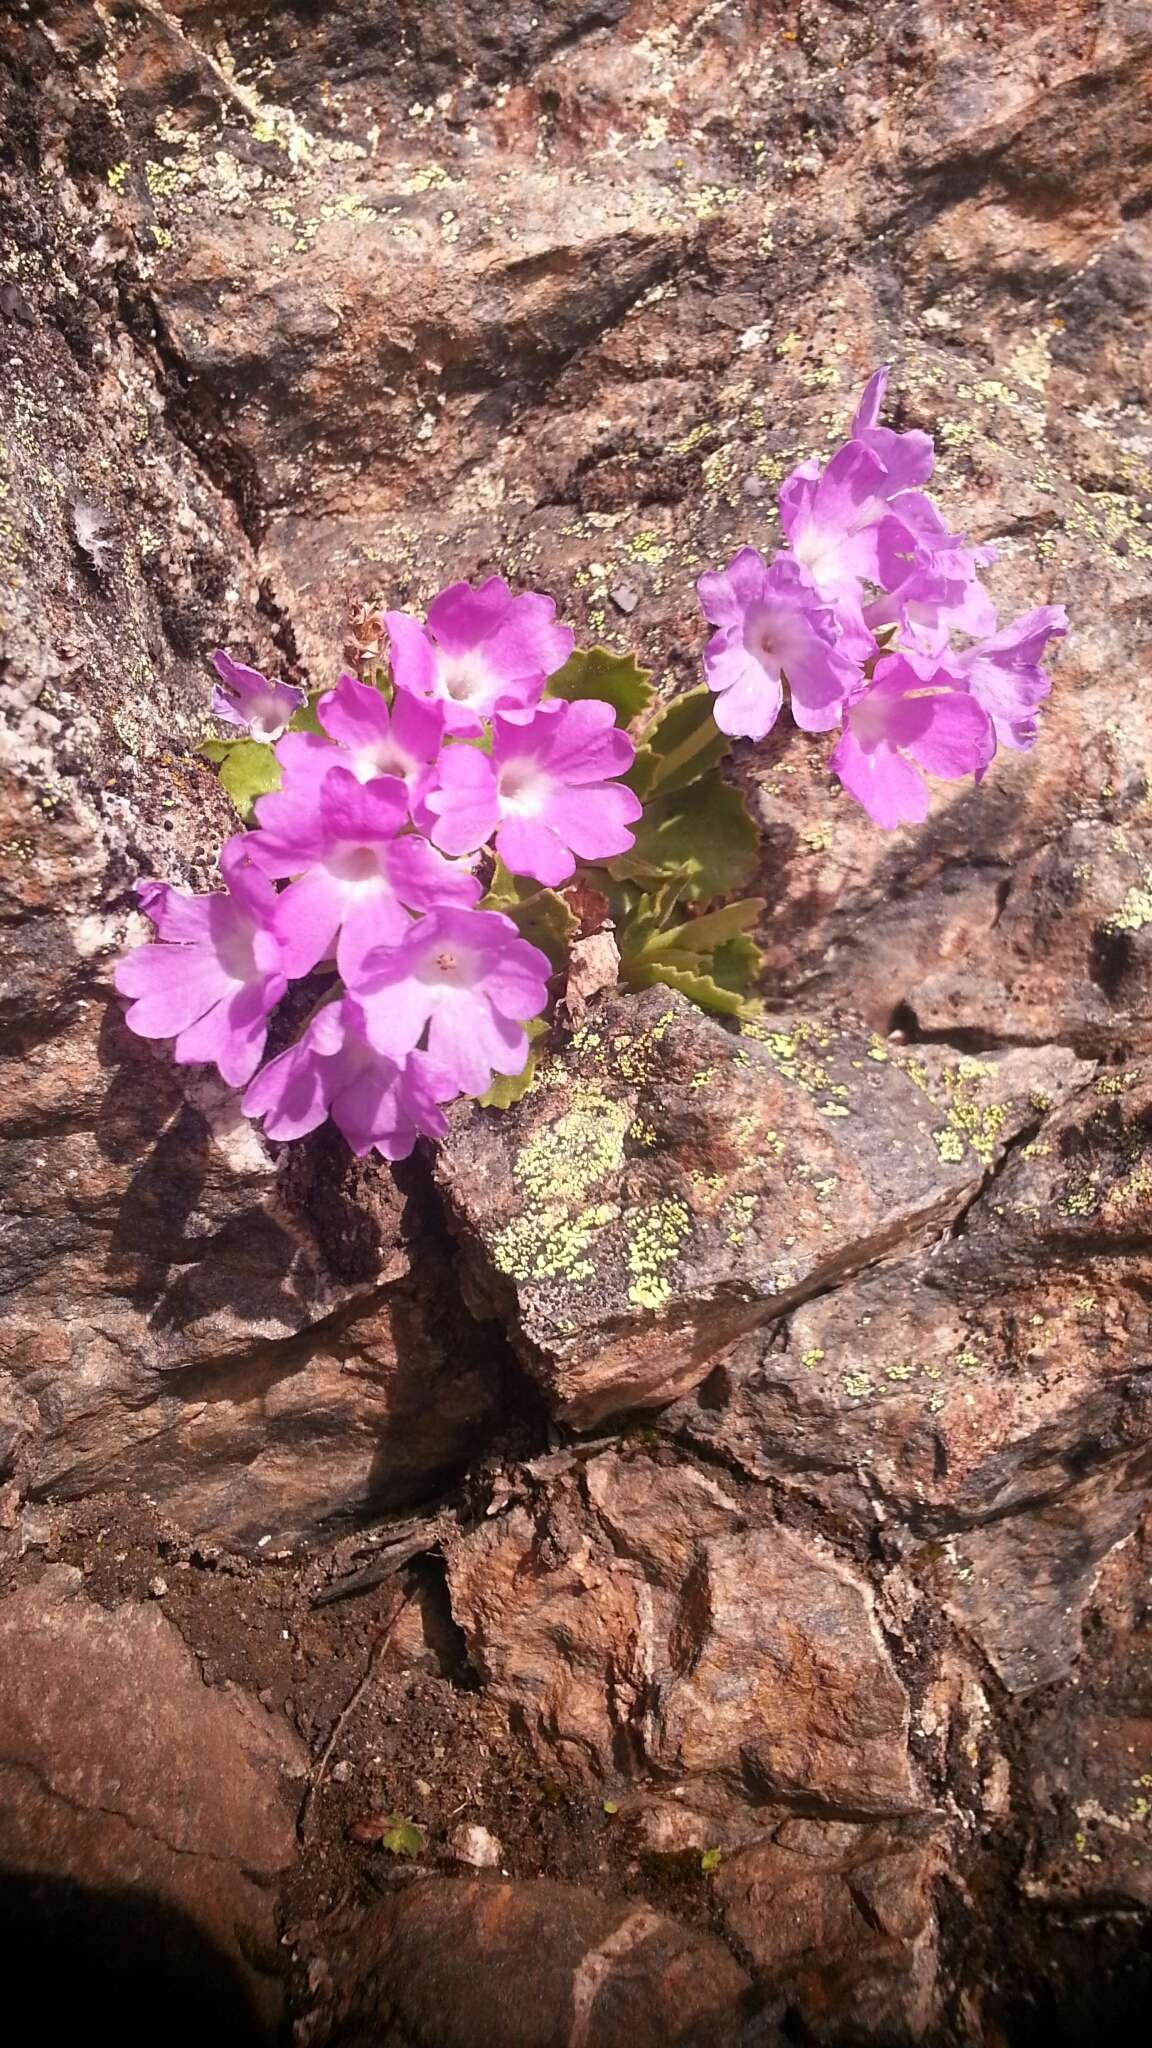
left=447, top=1449, right=919, bottom=1817
left=0, top=1565, right=304, bottom=2033
left=669, top=1192, right=1149, bottom=1539
left=449, top=1822, right=504, bottom=1868
left=5, top=1, right=1152, bottom=2038
left=332, top=1877, right=758, bottom=2048
left=925, top=1455, right=1151, bottom=1694
left=1020, top=1505, right=1152, bottom=1911
left=713, top=1819, right=939, bottom=2043
left=0, top=1003, right=513, bottom=1551
left=438, top=989, right=1084, bottom=1426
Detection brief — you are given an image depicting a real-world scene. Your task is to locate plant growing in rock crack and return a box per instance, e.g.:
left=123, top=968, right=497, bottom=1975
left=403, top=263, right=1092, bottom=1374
left=116, top=369, right=1067, bottom=1158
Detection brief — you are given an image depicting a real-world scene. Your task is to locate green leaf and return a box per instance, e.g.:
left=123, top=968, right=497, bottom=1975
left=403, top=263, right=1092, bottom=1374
left=201, top=737, right=283, bottom=820
left=629, top=686, right=727, bottom=799
left=629, top=897, right=764, bottom=963
left=288, top=691, right=327, bottom=735
left=483, top=860, right=574, bottom=971
left=630, top=959, right=747, bottom=1017
left=548, top=646, right=654, bottom=726
left=614, top=771, right=760, bottom=904
left=479, top=1018, right=548, bottom=1110
left=380, top=1818, right=425, bottom=1858
left=700, top=1846, right=723, bottom=1875
left=712, top=932, right=763, bottom=996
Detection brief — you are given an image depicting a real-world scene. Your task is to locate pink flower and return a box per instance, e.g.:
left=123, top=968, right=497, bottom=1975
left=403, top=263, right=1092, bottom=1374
left=829, top=656, right=995, bottom=829
left=850, top=368, right=935, bottom=496
left=242, top=997, right=451, bottom=1159
left=948, top=605, right=1067, bottom=750
left=778, top=441, right=891, bottom=602
left=114, top=837, right=288, bottom=1085
left=357, top=906, right=551, bottom=1099
left=697, top=548, right=863, bottom=740
left=425, top=699, right=641, bottom=886
left=867, top=526, right=997, bottom=654
left=275, top=672, right=444, bottom=821
left=386, top=577, right=574, bottom=736
left=247, top=766, right=481, bottom=984
left=211, top=650, right=306, bottom=742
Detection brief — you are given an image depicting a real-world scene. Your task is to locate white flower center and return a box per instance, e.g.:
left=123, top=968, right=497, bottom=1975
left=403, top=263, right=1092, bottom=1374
left=423, top=943, right=475, bottom=991
left=354, top=742, right=410, bottom=785
left=792, top=528, right=841, bottom=592
left=327, top=845, right=383, bottom=891
left=744, top=605, right=803, bottom=675
left=437, top=651, right=493, bottom=706
left=497, top=758, right=550, bottom=817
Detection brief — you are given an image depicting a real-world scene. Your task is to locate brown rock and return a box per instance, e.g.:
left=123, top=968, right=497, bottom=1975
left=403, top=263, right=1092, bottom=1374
left=714, top=1820, right=939, bottom=2043
left=655, top=1527, right=917, bottom=1814
left=925, top=1455, right=1151, bottom=1694
left=1021, top=1506, right=1152, bottom=1911
left=670, top=1223, right=1151, bottom=1536
left=0, top=1565, right=304, bottom=2031
left=0, top=1003, right=512, bottom=1551
left=438, top=990, right=1083, bottom=1426
left=448, top=1450, right=918, bottom=1816
left=334, top=1876, right=757, bottom=2048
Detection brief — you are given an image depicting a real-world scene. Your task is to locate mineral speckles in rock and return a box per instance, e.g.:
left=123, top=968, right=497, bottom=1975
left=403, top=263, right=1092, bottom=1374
left=439, top=991, right=1080, bottom=1426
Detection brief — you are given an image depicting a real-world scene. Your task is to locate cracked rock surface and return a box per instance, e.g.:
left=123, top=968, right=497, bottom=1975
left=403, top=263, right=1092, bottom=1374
left=2, top=1, right=1152, bottom=2042
left=0, top=1563, right=304, bottom=2032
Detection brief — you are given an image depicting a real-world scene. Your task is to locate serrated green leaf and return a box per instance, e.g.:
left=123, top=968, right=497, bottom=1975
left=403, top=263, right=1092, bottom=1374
left=629, top=686, right=727, bottom=799
left=208, top=738, right=283, bottom=820
left=198, top=737, right=233, bottom=763
left=712, top=932, right=764, bottom=996
left=614, top=770, right=759, bottom=904
left=380, top=1818, right=425, bottom=1858
left=548, top=646, right=654, bottom=726
left=630, top=958, right=748, bottom=1017
left=482, top=861, right=574, bottom=971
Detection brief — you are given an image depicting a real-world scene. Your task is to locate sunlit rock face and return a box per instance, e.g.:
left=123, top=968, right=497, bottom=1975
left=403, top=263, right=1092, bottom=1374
left=2, top=3, right=1152, bottom=2041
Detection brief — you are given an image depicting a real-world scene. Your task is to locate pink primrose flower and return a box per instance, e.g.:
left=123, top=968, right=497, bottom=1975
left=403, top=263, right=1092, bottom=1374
left=114, top=836, right=288, bottom=1085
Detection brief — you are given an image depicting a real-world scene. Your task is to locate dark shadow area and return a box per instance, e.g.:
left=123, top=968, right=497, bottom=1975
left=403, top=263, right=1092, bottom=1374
left=0, top=1870, right=273, bottom=2046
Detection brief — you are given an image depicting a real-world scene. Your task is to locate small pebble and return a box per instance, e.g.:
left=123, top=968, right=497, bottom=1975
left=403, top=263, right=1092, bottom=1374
left=148, top=1575, right=168, bottom=1598
left=332, top=1758, right=352, bottom=1783
left=449, top=1823, right=503, bottom=1869
left=609, top=581, right=639, bottom=614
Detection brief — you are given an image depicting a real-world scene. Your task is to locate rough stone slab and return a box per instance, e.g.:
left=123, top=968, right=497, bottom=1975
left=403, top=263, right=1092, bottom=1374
left=714, top=1819, right=939, bottom=2043
left=0, top=1566, right=305, bottom=2032
left=923, top=1454, right=1151, bottom=1693
left=669, top=1214, right=1150, bottom=1533
left=0, top=1005, right=511, bottom=1552
left=336, top=1877, right=758, bottom=2048
left=438, top=988, right=1088, bottom=1425
left=447, top=1449, right=919, bottom=1817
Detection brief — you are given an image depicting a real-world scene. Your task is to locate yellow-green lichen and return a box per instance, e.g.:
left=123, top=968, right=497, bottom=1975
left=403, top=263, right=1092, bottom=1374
left=515, top=1092, right=630, bottom=1204
left=626, top=1198, right=691, bottom=1309
left=492, top=1201, right=616, bottom=1287
left=1105, top=885, right=1152, bottom=934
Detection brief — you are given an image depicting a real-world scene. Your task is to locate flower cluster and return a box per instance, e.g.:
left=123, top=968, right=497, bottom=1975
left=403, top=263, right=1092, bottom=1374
left=116, top=579, right=642, bottom=1158
left=697, top=368, right=1067, bottom=827
left=117, top=367, right=1066, bottom=1161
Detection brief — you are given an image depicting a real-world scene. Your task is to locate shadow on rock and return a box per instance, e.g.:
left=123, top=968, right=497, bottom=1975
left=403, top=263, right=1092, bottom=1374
left=0, top=1870, right=271, bottom=2047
